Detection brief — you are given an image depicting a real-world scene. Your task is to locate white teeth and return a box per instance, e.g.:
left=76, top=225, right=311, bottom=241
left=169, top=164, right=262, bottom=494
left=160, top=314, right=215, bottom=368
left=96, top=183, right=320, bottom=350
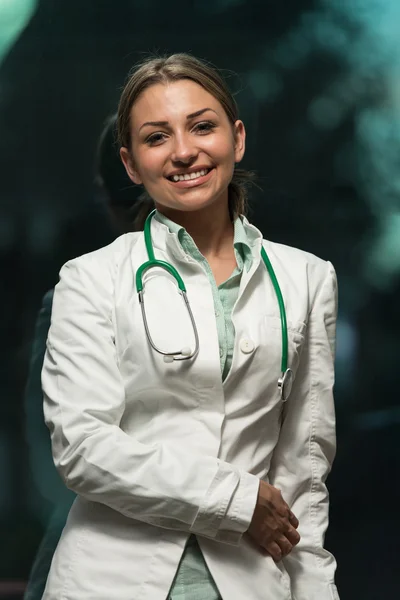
left=171, top=169, right=209, bottom=182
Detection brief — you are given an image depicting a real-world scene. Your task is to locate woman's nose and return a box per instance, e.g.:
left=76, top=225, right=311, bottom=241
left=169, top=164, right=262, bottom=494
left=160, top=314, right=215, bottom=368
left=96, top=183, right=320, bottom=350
left=170, top=133, right=198, bottom=164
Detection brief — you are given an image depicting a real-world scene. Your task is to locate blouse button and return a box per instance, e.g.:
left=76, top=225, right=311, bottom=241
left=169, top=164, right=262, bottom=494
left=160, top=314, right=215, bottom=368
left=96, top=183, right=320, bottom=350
left=240, top=338, right=255, bottom=354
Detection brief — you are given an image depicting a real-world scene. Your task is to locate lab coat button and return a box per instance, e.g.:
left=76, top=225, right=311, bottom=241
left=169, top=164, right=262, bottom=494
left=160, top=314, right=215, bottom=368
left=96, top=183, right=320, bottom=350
left=240, top=338, right=255, bottom=354
left=219, top=347, right=224, bottom=357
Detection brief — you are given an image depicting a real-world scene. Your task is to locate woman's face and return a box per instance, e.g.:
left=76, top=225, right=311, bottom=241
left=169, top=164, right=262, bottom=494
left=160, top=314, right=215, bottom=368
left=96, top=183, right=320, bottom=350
left=120, top=79, right=245, bottom=214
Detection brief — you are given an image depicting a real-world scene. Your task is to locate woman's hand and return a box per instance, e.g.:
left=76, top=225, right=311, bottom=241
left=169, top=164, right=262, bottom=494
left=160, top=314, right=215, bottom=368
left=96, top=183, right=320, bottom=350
left=246, top=480, right=300, bottom=562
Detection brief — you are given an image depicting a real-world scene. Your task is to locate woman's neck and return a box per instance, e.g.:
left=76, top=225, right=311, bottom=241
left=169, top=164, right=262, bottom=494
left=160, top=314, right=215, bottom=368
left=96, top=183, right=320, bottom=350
left=157, top=202, right=235, bottom=259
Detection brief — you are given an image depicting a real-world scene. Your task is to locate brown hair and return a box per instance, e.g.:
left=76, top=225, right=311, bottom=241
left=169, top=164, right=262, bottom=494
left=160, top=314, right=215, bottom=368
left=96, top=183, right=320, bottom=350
left=117, top=53, right=256, bottom=229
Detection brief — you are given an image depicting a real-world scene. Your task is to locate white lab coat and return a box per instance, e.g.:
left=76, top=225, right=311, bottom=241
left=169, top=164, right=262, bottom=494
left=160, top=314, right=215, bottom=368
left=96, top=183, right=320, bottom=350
left=41, top=217, right=339, bottom=600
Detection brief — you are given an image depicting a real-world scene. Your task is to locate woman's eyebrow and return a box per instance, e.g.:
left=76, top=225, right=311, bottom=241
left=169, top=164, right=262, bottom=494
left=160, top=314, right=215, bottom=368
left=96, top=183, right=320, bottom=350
left=139, top=107, right=218, bottom=132
left=186, top=107, right=218, bottom=119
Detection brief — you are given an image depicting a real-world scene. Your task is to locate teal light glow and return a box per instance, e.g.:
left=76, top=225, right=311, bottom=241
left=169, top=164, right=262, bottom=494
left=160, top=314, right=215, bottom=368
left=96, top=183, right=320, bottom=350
left=0, top=0, right=37, bottom=64
left=268, top=0, right=400, bottom=288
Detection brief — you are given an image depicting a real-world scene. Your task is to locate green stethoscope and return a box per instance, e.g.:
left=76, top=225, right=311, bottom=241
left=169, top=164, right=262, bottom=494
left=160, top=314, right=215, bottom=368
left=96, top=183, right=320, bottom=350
left=136, top=210, right=293, bottom=402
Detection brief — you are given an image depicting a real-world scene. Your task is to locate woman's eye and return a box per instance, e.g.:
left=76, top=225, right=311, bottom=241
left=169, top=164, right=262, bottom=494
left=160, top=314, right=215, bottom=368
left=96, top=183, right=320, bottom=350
left=145, top=122, right=215, bottom=145
left=145, top=132, right=166, bottom=145
left=193, top=121, right=216, bottom=134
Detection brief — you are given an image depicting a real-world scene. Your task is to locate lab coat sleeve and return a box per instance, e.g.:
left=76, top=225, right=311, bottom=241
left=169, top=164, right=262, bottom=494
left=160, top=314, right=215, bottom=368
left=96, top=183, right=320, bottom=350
left=24, top=289, right=75, bottom=510
left=42, top=258, right=259, bottom=544
left=267, top=261, right=340, bottom=600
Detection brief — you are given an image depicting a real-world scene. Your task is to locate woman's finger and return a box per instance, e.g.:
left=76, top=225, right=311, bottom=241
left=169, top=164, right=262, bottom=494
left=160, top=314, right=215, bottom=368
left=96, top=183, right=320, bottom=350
left=288, top=511, right=299, bottom=528
left=286, top=525, right=301, bottom=547
left=265, top=541, right=283, bottom=562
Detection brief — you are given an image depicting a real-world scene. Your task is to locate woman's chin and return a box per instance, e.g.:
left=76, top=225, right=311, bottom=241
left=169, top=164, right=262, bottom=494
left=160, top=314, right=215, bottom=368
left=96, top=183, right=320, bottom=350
left=155, top=187, right=229, bottom=215
left=156, top=197, right=225, bottom=215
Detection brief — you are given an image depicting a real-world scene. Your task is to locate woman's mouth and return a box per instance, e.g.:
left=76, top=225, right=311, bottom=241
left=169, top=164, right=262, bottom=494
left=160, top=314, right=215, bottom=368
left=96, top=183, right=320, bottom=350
left=166, top=167, right=214, bottom=188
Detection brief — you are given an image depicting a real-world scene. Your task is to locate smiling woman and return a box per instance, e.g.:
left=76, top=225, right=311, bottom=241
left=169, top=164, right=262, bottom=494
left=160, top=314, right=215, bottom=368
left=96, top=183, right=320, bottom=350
left=41, top=52, right=340, bottom=600
left=120, top=79, right=245, bottom=226
left=118, top=54, right=256, bottom=231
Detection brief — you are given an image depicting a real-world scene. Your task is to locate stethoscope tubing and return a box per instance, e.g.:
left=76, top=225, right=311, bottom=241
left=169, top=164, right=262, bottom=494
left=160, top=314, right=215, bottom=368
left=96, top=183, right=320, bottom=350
left=136, top=210, right=293, bottom=400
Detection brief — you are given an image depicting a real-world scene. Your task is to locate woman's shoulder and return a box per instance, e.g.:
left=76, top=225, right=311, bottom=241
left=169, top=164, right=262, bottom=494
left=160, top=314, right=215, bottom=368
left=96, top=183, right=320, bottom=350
left=262, top=238, right=336, bottom=298
left=55, top=233, right=143, bottom=298
left=263, top=238, right=330, bottom=269
left=245, top=218, right=332, bottom=279
left=63, top=232, right=142, bottom=272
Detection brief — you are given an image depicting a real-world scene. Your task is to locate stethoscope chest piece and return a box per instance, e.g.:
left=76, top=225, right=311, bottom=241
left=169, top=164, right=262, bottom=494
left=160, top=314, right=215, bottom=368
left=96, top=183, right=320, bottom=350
left=278, top=368, right=293, bottom=402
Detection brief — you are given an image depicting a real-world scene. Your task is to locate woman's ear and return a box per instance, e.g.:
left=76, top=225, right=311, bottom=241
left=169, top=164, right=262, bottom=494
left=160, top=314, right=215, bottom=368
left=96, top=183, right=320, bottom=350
left=233, top=120, right=246, bottom=164
left=120, top=147, right=142, bottom=185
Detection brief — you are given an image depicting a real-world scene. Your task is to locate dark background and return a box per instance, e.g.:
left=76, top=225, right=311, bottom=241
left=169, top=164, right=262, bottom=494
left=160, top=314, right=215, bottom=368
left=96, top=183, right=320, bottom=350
left=1, top=1, right=399, bottom=598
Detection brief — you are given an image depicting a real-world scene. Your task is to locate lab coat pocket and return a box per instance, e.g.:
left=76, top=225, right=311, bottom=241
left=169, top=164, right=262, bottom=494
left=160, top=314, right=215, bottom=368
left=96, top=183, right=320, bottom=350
left=261, top=316, right=307, bottom=422
left=264, top=316, right=307, bottom=374
left=263, top=316, right=306, bottom=386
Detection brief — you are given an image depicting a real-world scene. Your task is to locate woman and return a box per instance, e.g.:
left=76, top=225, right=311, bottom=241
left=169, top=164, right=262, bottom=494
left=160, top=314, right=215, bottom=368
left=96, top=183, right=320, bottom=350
left=41, top=54, right=339, bottom=600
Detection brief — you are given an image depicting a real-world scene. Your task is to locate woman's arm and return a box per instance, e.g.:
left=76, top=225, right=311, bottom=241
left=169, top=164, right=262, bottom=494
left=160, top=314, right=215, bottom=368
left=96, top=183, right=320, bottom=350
left=42, top=257, right=259, bottom=545
left=268, top=261, right=340, bottom=600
